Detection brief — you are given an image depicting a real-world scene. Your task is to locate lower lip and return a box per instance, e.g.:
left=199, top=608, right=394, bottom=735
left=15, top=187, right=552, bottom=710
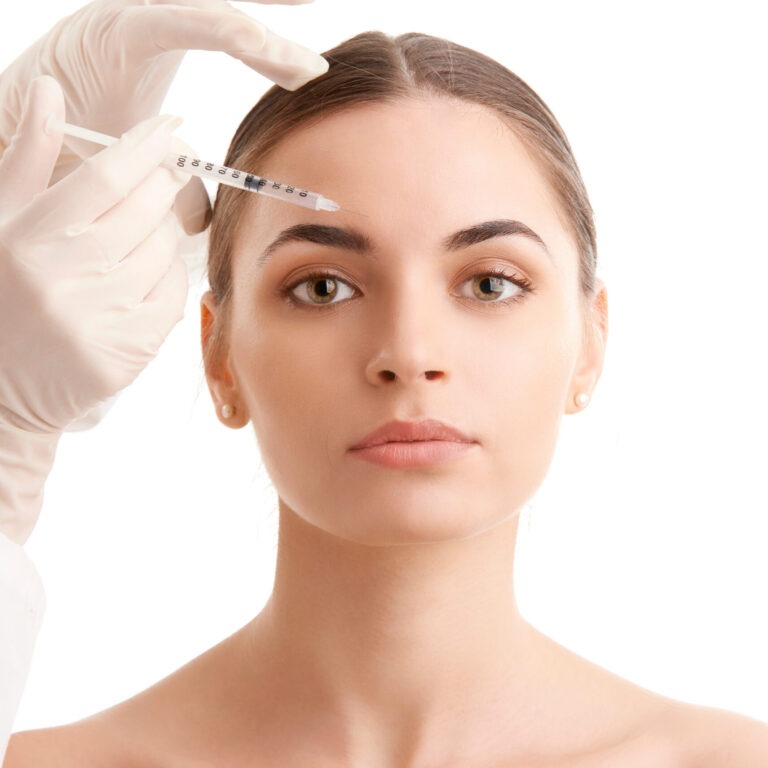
left=349, top=440, right=477, bottom=468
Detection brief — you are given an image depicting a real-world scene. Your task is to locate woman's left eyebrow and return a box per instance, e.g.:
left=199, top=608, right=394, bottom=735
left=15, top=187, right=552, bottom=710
left=258, top=218, right=553, bottom=268
left=444, top=219, right=554, bottom=264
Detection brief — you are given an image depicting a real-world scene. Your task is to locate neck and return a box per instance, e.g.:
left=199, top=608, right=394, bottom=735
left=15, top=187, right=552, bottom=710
left=241, top=500, right=555, bottom=765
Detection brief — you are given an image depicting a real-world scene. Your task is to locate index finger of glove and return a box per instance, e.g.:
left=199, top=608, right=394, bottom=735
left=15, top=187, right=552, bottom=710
left=118, top=6, right=327, bottom=89
left=11, top=115, right=182, bottom=238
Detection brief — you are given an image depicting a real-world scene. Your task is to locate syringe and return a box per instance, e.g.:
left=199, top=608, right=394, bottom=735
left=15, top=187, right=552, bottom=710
left=45, top=117, right=341, bottom=213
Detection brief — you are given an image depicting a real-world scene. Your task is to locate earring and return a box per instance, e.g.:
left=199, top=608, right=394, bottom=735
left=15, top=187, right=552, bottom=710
left=221, top=403, right=235, bottom=419
left=574, top=392, right=590, bottom=408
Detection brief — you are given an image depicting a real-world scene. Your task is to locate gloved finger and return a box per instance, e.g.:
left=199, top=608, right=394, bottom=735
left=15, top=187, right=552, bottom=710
left=173, top=175, right=212, bottom=234
left=103, top=214, right=179, bottom=306
left=113, top=254, right=188, bottom=343
left=167, top=136, right=212, bottom=234
left=231, top=24, right=329, bottom=90
left=0, top=76, right=64, bottom=214
left=11, top=114, right=183, bottom=250
left=87, top=134, right=210, bottom=239
left=117, top=6, right=327, bottom=90
left=88, top=164, right=190, bottom=267
left=64, top=394, right=120, bottom=433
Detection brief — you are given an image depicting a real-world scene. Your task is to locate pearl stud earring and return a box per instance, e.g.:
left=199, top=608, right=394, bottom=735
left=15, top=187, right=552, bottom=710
left=574, top=392, right=590, bottom=408
left=221, top=404, right=235, bottom=419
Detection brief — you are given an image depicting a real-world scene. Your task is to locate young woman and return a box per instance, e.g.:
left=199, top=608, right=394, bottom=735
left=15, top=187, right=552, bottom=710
left=6, top=30, right=768, bottom=767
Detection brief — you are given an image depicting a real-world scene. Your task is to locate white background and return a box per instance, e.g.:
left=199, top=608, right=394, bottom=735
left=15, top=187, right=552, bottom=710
left=2, top=0, right=767, bottom=730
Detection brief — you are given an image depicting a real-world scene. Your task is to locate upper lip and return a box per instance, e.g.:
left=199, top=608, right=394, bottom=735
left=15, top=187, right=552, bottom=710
left=349, top=419, right=477, bottom=450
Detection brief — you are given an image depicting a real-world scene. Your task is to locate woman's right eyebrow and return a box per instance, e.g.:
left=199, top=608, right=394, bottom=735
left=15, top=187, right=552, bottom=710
left=258, top=224, right=373, bottom=268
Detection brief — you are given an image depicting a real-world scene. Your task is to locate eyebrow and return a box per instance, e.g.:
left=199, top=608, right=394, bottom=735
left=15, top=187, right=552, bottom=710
left=444, top=219, right=553, bottom=262
left=258, top=224, right=373, bottom=268
left=257, top=218, right=553, bottom=268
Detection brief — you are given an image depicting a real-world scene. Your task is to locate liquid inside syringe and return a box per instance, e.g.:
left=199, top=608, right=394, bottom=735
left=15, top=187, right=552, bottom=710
left=172, top=154, right=340, bottom=212
left=46, top=117, right=341, bottom=213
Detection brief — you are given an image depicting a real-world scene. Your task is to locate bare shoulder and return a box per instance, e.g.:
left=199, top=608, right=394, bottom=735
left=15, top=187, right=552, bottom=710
left=657, top=701, right=768, bottom=767
left=3, top=721, right=120, bottom=768
left=573, top=698, right=768, bottom=768
left=2, top=665, right=198, bottom=768
left=4, top=715, right=201, bottom=768
left=3, top=686, right=211, bottom=768
left=3, top=632, right=237, bottom=768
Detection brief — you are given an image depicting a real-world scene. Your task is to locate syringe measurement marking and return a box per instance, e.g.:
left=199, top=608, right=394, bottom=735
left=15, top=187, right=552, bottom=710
left=45, top=118, right=342, bottom=213
left=244, top=175, right=309, bottom=199
left=175, top=155, right=310, bottom=198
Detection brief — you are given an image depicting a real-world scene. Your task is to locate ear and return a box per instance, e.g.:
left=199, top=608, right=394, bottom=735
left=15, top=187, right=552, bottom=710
left=565, top=277, right=608, bottom=415
left=200, top=290, right=249, bottom=428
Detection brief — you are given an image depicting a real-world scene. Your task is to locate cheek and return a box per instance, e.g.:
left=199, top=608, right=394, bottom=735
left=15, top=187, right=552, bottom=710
left=228, top=305, right=346, bottom=456
left=476, top=300, right=579, bottom=484
left=492, top=334, right=570, bottom=405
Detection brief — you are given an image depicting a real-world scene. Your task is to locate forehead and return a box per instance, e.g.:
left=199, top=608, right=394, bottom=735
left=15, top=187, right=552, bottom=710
left=233, top=97, right=576, bottom=268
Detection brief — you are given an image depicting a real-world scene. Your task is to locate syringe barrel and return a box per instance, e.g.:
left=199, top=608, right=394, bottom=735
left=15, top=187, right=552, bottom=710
left=170, top=154, right=324, bottom=210
left=49, top=120, right=339, bottom=213
left=242, top=173, right=322, bottom=210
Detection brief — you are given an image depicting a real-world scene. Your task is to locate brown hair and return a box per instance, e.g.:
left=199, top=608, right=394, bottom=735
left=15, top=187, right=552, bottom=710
left=206, top=31, right=597, bottom=354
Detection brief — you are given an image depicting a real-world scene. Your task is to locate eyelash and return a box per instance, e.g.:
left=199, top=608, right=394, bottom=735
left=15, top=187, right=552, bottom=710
left=280, top=267, right=535, bottom=311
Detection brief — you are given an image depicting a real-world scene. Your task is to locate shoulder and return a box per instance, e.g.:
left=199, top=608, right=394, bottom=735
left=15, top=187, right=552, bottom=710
left=3, top=644, right=231, bottom=768
left=3, top=723, right=115, bottom=768
left=4, top=720, right=188, bottom=768
left=658, top=702, right=768, bottom=767
left=570, top=680, right=768, bottom=768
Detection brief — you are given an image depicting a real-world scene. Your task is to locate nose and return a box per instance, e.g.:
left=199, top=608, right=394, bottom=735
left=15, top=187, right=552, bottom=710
left=363, top=279, right=450, bottom=387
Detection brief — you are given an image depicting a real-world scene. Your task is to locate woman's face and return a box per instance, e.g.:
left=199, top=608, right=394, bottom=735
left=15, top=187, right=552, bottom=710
left=203, top=97, right=606, bottom=545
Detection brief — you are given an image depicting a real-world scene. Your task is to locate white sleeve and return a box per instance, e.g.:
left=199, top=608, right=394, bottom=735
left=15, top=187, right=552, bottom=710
left=0, top=532, right=45, bottom=764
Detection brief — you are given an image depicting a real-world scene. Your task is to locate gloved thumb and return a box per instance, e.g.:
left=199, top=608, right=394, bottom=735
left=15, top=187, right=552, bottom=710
left=0, top=76, right=65, bottom=215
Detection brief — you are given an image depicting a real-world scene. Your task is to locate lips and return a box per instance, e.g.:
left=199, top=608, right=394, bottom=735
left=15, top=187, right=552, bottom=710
left=349, top=419, right=476, bottom=450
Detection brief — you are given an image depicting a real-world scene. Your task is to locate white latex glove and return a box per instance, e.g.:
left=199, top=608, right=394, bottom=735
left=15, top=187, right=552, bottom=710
left=0, top=0, right=328, bottom=229
left=0, top=76, right=191, bottom=545
left=0, top=0, right=326, bottom=432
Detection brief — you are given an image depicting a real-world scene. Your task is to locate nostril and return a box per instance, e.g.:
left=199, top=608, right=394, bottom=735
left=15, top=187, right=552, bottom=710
left=376, top=370, right=443, bottom=382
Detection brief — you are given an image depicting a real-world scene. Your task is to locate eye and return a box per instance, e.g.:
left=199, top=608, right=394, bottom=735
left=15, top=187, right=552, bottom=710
left=457, top=267, right=534, bottom=304
left=283, top=270, right=357, bottom=306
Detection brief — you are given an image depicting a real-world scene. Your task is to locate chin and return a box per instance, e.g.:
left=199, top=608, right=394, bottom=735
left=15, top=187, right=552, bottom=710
left=290, top=490, right=523, bottom=548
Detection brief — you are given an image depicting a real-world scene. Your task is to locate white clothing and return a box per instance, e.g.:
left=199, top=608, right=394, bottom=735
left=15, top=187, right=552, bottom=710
left=0, top=533, right=45, bottom=764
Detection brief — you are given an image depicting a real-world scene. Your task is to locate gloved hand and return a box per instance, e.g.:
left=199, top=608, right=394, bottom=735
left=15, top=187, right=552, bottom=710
left=0, top=0, right=328, bottom=233
left=0, top=76, right=191, bottom=545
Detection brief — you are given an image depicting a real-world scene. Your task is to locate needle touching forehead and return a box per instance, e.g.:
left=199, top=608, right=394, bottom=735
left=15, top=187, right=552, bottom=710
left=257, top=219, right=555, bottom=269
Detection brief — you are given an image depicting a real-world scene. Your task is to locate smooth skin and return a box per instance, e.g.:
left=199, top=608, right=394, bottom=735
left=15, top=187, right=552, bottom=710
left=7, top=98, right=768, bottom=767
